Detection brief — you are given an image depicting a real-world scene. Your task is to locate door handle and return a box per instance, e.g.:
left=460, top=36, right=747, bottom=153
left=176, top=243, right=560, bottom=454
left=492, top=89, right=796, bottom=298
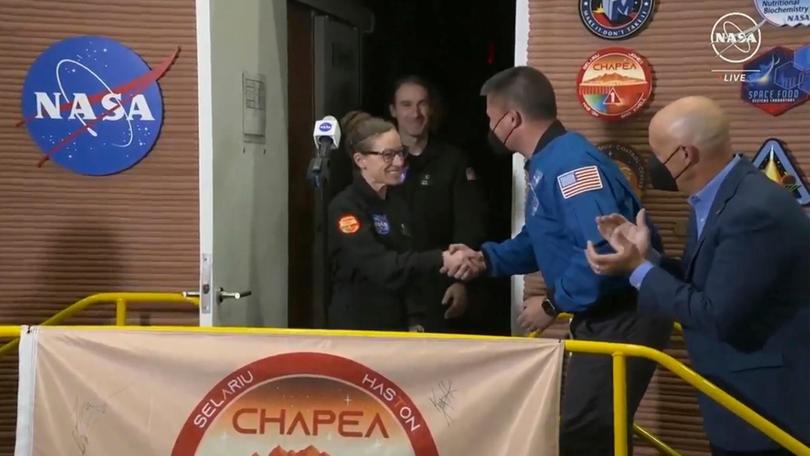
left=217, top=288, right=252, bottom=304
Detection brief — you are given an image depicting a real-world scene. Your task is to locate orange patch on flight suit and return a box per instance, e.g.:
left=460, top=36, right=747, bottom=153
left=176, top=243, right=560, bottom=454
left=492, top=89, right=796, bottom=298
left=338, top=214, right=360, bottom=234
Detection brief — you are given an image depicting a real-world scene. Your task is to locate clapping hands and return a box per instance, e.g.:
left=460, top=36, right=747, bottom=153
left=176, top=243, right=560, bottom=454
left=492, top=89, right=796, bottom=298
left=585, top=209, right=651, bottom=276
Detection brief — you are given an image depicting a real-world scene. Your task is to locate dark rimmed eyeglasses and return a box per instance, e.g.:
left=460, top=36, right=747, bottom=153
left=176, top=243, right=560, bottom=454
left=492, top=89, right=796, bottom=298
left=360, top=146, right=408, bottom=163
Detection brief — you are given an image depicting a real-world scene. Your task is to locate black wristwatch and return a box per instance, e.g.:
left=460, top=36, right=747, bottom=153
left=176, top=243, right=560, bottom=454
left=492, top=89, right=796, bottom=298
left=541, top=297, right=559, bottom=317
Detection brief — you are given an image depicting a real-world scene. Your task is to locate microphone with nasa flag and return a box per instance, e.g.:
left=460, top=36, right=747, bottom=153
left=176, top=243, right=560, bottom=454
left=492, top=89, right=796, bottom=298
left=307, top=115, right=341, bottom=187
left=307, top=115, right=341, bottom=328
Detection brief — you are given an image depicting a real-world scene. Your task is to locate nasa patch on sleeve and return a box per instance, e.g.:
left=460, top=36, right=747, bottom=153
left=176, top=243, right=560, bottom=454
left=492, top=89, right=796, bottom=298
left=20, top=36, right=176, bottom=175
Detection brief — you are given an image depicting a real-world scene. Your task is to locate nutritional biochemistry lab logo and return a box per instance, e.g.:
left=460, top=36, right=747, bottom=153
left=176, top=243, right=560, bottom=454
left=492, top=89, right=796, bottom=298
left=19, top=36, right=178, bottom=175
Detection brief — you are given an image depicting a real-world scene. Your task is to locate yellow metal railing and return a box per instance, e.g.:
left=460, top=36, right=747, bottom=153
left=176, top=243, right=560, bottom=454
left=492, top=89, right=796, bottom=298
left=530, top=313, right=802, bottom=455
left=0, top=292, right=199, bottom=357
left=535, top=313, right=685, bottom=454
left=0, top=326, right=20, bottom=339
left=633, top=423, right=680, bottom=456
left=546, top=313, right=683, bottom=334
left=565, top=339, right=810, bottom=456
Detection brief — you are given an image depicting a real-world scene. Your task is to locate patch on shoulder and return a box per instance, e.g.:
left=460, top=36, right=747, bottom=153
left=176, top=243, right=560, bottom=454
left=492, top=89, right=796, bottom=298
left=338, top=214, right=360, bottom=234
left=557, top=165, right=603, bottom=199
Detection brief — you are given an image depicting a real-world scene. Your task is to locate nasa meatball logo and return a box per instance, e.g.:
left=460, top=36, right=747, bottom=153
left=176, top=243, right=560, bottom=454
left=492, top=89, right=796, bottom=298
left=580, top=0, right=655, bottom=40
left=172, top=352, right=439, bottom=456
left=19, top=36, right=178, bottom=175
left=576, top=48, right=653, bottom=121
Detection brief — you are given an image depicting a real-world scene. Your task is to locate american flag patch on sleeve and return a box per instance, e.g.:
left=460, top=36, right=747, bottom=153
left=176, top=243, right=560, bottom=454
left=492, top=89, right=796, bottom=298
left=557, top=165, right=603, bottom=199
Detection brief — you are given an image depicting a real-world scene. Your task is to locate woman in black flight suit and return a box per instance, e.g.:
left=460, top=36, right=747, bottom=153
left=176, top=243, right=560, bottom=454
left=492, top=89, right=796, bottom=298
left=327, top=112, right=459, bottom=331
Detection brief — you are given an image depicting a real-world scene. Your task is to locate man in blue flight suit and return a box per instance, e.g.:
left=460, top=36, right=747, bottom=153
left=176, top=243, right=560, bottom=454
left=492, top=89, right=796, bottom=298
left=446, top=66, right=673, bottom=455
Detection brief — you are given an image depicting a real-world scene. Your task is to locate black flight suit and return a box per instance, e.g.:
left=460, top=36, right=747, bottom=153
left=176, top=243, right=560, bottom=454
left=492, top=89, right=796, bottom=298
left=328, top=174, right=442, bottom=330
left=393, top=137, right=487, bottom=332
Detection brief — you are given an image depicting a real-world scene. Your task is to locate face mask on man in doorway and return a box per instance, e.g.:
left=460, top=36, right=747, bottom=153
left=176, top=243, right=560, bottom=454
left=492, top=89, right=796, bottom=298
left=487, top=111, right=517, bottom=155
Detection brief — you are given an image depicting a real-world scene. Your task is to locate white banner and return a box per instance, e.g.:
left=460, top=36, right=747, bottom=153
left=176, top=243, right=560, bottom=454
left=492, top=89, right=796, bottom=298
left=16, top=327, right=563, bottom=456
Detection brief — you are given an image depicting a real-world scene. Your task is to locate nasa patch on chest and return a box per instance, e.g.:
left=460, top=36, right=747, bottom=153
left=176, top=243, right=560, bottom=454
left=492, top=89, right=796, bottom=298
left=372, top=214, right=390, bottom=235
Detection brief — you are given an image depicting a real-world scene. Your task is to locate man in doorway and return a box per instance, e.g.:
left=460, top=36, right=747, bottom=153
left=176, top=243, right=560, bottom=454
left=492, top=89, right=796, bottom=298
left=389, top=76, right=487, bottom=333
left=586, top=96, right=810, bottom=455
left=445, top=66, right=673, bottom=455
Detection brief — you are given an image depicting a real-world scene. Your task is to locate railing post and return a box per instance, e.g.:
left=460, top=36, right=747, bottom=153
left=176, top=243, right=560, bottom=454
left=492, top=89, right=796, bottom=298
left=613, top=352, right=628, bottom=456
left=115, top=298, right=127, bottom=326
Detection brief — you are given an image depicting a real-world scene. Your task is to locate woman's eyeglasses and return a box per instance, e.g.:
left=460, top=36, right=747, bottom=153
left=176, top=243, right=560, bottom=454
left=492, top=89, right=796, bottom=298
left=361, top=147, right=408, bottom=163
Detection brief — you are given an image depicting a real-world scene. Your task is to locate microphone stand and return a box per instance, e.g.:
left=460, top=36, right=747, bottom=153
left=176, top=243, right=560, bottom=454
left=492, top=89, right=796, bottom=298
left=306, top=138, right=332, bottom=328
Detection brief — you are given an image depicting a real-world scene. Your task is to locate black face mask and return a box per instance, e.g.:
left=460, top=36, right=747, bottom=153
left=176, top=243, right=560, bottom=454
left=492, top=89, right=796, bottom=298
left=487, top=112, right=517, bottom=155
left=648, top=146, right=691, bottom=191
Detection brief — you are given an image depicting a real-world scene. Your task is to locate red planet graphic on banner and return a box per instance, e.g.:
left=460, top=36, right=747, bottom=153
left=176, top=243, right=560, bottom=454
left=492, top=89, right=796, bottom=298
left=172, top=352, right=439, bottom=456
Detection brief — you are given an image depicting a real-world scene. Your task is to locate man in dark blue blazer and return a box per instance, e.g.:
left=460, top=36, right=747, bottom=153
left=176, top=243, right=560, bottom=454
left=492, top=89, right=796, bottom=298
left=585, top=96, right=809, bottom=455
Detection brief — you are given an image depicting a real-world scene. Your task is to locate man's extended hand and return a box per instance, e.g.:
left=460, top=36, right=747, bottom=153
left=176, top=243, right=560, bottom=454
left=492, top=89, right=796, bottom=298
left=441, top=244, right=486, bottom=281
left=441, top=249, right=468, bottom=278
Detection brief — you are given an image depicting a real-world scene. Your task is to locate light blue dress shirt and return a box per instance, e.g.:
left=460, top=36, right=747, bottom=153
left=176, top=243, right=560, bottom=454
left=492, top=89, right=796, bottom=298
left=629, top=156, right=741, bottom=288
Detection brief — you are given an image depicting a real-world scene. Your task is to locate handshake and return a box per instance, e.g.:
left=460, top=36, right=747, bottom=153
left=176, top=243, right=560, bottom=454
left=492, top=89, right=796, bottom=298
left=440, top=244, right=487, bottom=281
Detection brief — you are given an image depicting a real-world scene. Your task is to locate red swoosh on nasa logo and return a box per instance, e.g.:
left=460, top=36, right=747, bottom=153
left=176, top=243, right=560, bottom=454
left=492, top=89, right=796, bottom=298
left=19, top=46, right=179, bottom=167
left=18, top=46, right=179, bottom=128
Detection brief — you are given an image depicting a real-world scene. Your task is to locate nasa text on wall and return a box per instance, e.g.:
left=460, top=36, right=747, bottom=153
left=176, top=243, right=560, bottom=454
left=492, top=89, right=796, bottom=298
left=19, top=36, right=177, bottom=176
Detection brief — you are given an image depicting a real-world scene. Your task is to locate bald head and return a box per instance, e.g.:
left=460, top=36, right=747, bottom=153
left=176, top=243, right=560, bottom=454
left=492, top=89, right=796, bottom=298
left=648, top=97, right=735, bottom=195
left=650, top=96, right=732, bottom=160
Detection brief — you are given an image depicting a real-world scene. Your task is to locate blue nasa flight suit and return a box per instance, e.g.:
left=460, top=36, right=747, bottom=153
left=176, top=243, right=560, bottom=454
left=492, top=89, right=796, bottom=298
left=481, top=121, right=673, bottom=456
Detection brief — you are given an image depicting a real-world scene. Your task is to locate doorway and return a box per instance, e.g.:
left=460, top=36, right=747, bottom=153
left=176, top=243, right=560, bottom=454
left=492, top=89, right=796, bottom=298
left=286, top=0, right=517, bottom=333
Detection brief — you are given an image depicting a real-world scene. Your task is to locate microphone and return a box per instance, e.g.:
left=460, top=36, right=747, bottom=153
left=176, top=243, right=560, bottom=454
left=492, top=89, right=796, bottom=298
left=307, top=115, right=340, bottom=186
left=312, top=115, right=341, bottom=155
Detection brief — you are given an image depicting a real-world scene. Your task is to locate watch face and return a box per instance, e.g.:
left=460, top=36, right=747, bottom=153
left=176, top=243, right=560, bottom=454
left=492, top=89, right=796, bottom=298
left=542, top=298, right=558, bottom=316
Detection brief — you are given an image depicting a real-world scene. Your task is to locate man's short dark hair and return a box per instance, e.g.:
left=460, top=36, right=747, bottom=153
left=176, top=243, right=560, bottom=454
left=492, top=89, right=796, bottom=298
left=390, top=75, right=435, bottom=105
left=480, top=66, right=557, bottom=120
